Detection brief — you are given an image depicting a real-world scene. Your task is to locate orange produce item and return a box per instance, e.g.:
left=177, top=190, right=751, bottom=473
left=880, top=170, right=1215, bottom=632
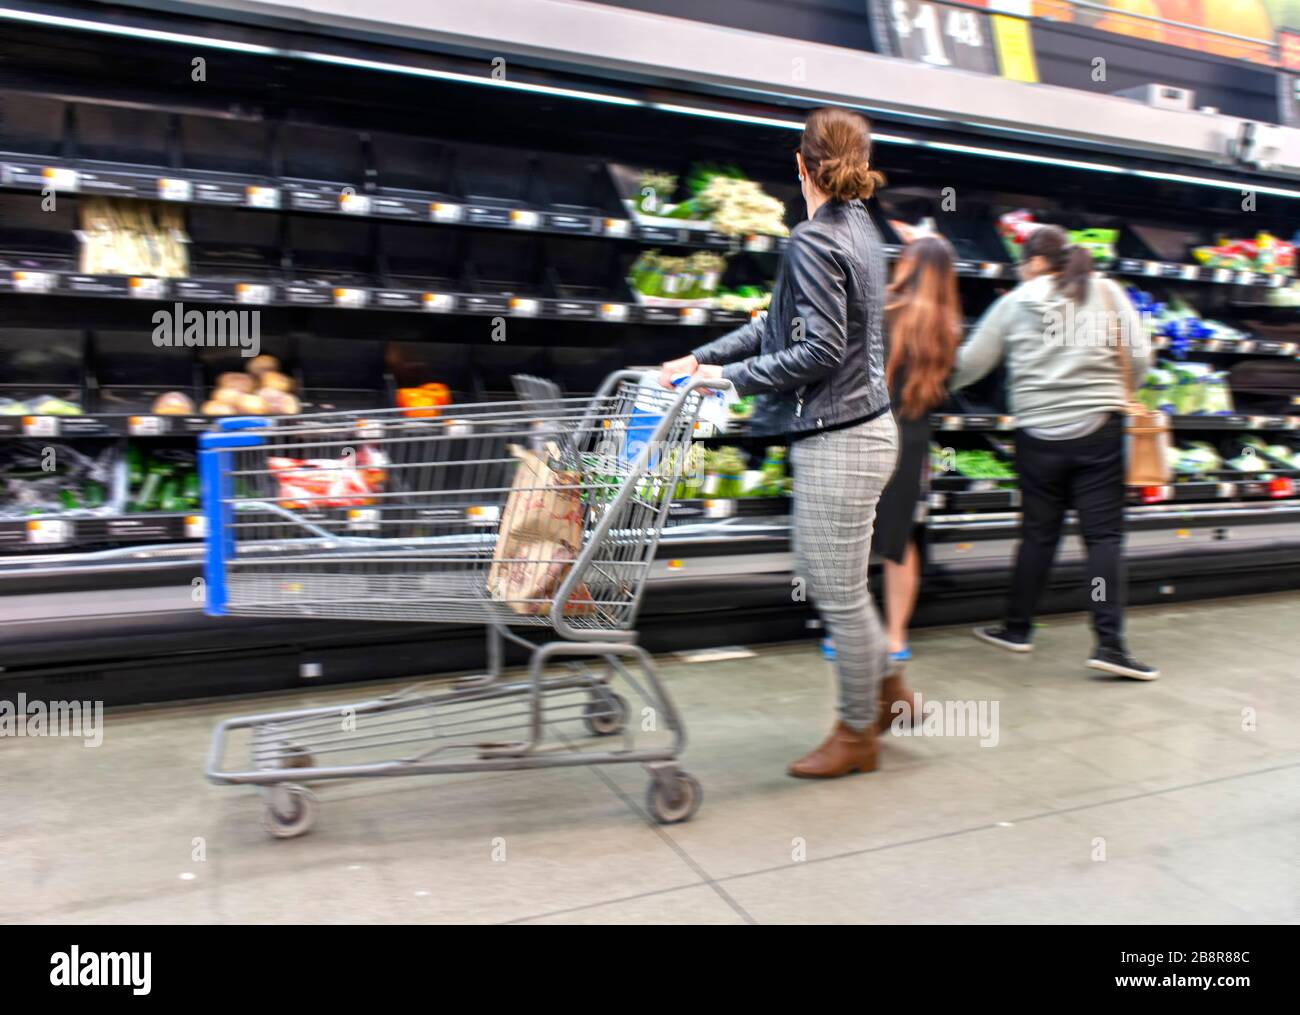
left=397, top=387, right=441, bottom=418
left=420, top=382, right=453, bottom=406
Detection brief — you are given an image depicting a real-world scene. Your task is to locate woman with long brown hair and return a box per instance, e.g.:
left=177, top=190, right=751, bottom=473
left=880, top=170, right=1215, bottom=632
left=659, top=106, right=897, bottom=777
left=872, top=235, right=962, bottom=727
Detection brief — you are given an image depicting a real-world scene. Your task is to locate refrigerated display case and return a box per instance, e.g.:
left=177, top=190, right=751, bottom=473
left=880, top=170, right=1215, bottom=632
left=1, top=1, right=1297, bottom=706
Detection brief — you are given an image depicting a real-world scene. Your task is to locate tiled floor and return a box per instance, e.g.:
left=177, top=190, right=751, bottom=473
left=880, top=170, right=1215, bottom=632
left=4, top=593, right=1297, bottom=924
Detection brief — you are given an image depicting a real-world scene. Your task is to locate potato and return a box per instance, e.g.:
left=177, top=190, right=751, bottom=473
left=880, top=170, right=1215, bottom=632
left=247, top=355, right=280, bottom=376
left=212, top=387, right=244, bottom=406
left=201, top=400, right=235, bottom=416
left=215, top=372, right=255, bottom=394
left=151, top=391, right=195, bottom=415
left=237, top=394, right=268, bottom=415
left=258, top=388, right=300, bottom=415
left=259, top=370, right=294, bottom=392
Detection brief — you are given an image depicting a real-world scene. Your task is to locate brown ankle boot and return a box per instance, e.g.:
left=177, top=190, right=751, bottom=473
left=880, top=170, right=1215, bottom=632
left=788, top=721, right=879, bottom=778
left=876, top=674, right=921, bottom=735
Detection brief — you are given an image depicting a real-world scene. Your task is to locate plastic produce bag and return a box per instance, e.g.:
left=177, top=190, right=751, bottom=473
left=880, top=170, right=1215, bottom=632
left=268, top=446, right=387, bottom=509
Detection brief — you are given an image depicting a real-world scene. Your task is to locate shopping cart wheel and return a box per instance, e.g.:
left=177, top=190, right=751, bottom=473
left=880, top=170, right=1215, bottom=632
left=262, top=783, right=318, bottom=839
left=646, top=771, right=702, bottom=824
left=583, top=691, right=629, bottom=736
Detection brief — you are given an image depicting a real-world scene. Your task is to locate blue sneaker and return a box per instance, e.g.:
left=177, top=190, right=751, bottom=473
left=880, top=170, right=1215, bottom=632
left=820, top=637, right=836, bottom=660
left=890, top=646, right=912, bottom=664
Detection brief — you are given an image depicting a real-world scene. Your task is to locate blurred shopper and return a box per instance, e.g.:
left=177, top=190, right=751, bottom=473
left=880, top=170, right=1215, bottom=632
left=873, top=235, right=962, bottom=720
left=948, top=225, right=1158, bottom=680
left=660, top=106, right=898, bottom=777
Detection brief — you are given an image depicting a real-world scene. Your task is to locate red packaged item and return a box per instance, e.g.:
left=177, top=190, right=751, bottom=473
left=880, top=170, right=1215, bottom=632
left=268, top=445, right=388, bottom=509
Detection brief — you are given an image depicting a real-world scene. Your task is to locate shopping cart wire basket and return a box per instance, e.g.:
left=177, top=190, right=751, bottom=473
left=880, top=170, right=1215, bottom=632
left=200, top=370, right=723, bottom=836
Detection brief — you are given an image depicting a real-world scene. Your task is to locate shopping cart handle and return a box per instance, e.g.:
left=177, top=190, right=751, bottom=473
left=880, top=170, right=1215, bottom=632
left=671, top=374, right=734, bottom=393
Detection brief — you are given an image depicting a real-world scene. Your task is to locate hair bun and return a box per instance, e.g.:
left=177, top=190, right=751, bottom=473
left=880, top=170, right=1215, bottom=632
left=801, top=107, right=885, bottom=201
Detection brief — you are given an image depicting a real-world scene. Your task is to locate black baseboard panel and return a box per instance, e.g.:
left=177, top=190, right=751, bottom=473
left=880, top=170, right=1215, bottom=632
left=2, top=543, right=1295, bottom=709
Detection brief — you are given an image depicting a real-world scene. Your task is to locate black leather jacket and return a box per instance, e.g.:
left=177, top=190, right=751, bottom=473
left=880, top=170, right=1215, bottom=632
left=691, top=199, right=890, bottom=437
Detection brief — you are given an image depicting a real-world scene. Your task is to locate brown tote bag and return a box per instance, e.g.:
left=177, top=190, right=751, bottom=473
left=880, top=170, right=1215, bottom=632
left=1099, top=279, right=1172, bottom=487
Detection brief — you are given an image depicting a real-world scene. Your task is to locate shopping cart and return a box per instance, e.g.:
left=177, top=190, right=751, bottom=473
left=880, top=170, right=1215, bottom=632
left=200, top=370, right=722, bottom=837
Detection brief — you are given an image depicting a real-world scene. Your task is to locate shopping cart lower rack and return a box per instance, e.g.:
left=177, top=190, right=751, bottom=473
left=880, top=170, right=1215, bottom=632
left=201, top=370, right=721, bottom=837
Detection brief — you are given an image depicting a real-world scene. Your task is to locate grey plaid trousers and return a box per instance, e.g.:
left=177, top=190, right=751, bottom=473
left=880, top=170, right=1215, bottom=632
left=790, top=412, right=899, bottom=730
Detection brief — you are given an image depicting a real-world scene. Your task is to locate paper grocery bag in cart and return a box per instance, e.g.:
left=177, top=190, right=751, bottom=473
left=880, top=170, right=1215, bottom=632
left=487, top=443, right=596, bottom=616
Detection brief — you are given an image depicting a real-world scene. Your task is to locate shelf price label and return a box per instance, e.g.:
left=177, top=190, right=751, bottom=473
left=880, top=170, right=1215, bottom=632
left=509, top=297, right=539, bottom=317
left=184, top=515, right=207, bottom=539
left=430, top=201, right=463, bottom=223
left=128, top=415, right=168, bottom=436
left=1143, top=261, right=1162, bottom=277
left=235, top=282, right=272, bottom=304
left=22, top=416, right=58, bottom=437
left=1180, top=264, right=1199, bottom=281
left=602, top=218, right=631, bottom=237
left=157, top=178, right=193, bottom=202
left=42, top=167, right=80, bottom=192
left=129, top=276, right=166, bottom=299
left=1212, top=268, right=1232, bottom=284
left=12, top=270, right=55, bottom=293
left=679, top=307, right=708, bottom=326
left=27, top=518, right=70, bottom=544
left=245, top=185, right=280, bottom=209
left=979, top=262, right=1001, bottom=278
left=422, top=292, right=455, bottom=313
left=339, top=191, right=371, bottom=215
left=333, top=287, right=369, bottom=308
left=599, top=303, right=628, bottom=322
left=744, top=234, right=774, bottom=253
left=509, top=209, right=540, bottom=229
left=346, top=508, right=379, bottom=532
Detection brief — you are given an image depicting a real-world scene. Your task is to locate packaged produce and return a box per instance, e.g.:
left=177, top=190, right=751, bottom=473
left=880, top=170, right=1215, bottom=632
left=203, top=359, right=299, bottom=415
left=636, top=170, right=677, bottom=215
left=1243, top=437, right=1299, bottom=469
left=151, top=391, right=196, bottom=415
left=397, top=382, right=452, bottom=418
left=952, top=449, right=1016, bottom=481
left=1069, top=228, right=1117, bottom=266
left=704, top=446, right=746, bottom=498
left=1192, top=232, right=1296, bottom=276
left=38, top=396, right=82, bottom=416
left=658, top=164, right=787, bottom=236
left=1168, top=441, right=1222, bottom=476
left=78, top=198, right=189, bottom=278
left=1136, top=366, right=1175, bottom=414
left=683, top=252, right=725, bottom=298
left=247, top=355, right=280, bottom=376
left=715, top=287, right=770, bottom=313
left=126, top=447, right=199, bottom=512
left=757, top=446, right=788, bottom=496
left=269, top=446, right=388, bottom=509
left=0, top=443, right=121, bottom=518
left=1201, top=371, right=1235, bottom=415
left=996, top=209, right=1042, bottom=261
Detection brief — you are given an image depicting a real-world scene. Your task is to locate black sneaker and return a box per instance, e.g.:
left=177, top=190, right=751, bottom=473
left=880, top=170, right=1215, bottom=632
left=1086, top=647, right=1160, bottom=681
left=973, top=625, right=1033, bottom=653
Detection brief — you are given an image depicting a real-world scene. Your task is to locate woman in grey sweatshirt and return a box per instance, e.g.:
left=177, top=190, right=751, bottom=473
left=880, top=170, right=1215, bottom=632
left=948, top=225, right=1158, bottom=680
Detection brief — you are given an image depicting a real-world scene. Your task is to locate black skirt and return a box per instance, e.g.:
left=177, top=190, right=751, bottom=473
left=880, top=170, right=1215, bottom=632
left=873, top=412, right=930, bottom=564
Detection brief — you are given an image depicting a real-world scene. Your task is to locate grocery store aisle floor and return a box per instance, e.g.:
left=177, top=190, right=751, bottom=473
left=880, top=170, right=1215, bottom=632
left=4, top=593, right=1298, bottom=925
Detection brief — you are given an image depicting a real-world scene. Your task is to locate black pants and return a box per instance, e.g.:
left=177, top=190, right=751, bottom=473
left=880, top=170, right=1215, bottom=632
left=1006, top=416, right=1126, bottom=651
